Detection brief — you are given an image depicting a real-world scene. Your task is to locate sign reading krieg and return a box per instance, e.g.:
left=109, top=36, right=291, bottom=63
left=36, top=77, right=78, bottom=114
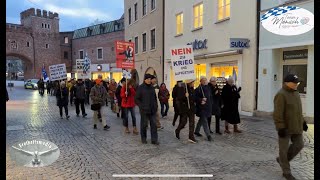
left=170, top=45, right=196, bottom=81
left=76, top=59, right=91, bottom=79
left=49, top=64, right=67, bottom=81
left=115, top=41, right=135, bottom=69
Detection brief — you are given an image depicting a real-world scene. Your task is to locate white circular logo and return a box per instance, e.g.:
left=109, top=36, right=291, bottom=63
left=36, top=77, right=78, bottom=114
left=10, top=139, right=60, bottom=167
left=261, top=6, right=314, bottom=36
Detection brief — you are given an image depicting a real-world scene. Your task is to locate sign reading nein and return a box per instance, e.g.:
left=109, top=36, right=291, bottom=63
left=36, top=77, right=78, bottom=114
left=170, top=46, right=196, bottom=81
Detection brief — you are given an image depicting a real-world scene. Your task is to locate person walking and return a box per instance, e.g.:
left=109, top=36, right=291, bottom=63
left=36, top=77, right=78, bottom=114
left=73, top=79, right=87, bottom=118
left=151, top=75, right=164, bottom=130
left=172, top=81, right=182, bottom=126
left=175, top=79, right=197, bottom=143
left=274, top=74, right=308, bottom=180
left=38, top=79, right=45, bottom=96
left=221, top=77, right=242, bottom=134
left=46, top=80, right=51, bottom=95
left=208, top=77, right=222, bottom=135
left=104, top=79, right=110, bottom=106
left=56, top=81, right=70, bottom=119
left=84, top=79, right=92, bottom=105
left=194, top=76, right=213, bottom=141
left=135, top=74, right=159, bottom=145
left=90, top=79, right=111, bottom=130
left=108, top=79, right=117, bottom=110
left=121, top=79, right=138, bottom=135
left=115, top=78, right=126, bottom=118
left=69, top=79, right=75, bottom=106
left=158, top=83, right=170, bottom=118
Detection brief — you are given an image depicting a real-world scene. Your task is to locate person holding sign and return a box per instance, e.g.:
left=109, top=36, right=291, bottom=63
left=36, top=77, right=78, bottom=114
left=135, top=74, right=159, bottom=145
left=56, top=81, right=70, bottom=120
left=194, top=76, right=213, bottom=141
left=175, top=79, right=197, bottom=143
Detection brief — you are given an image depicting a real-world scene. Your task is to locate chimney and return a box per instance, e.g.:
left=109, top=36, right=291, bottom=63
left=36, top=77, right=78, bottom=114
left=49, top=11, right=54, bottom=18
left=43, top=10, right=48, bottom=18
left=36, top=9, right=41, bottom=17
left=53, top=13, right=59, bottom=18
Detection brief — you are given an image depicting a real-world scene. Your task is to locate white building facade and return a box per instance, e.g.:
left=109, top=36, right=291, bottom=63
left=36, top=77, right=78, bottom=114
left=164, top=0, right=258, bottom=115
left=257, top=0, right=314, bottom=122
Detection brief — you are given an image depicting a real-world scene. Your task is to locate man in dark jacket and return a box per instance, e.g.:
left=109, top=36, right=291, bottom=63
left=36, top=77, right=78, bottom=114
left=172, top=81, right=182, bottom=126
left=208, top=77, right=222, bottom=135
left=38, top=79, right=45, bottom=96
left=194, top=76, right=213, bottom=141
left=135, top=74, right=159, bottom=145
left=175, top=79, right=197, bottom=143
left=73, top=79, right=87, bottom=117
left=273, top=74, right=307, bottom=180
left=56, top=81, right=70, bottom=119
left=46, top=80, right=51, bottom=95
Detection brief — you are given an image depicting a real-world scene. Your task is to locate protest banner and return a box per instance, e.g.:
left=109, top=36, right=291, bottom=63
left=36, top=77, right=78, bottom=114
left=49, top=64, right=67, bottom=81
left=115, top=41, right=135, bottom=69
left=76, top=58, right=91, bottom=79
left=170, top=45, right=196, bottom=81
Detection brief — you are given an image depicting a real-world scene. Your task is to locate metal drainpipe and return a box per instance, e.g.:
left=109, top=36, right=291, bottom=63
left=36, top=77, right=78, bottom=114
left=162, top=0, right=165, bottom=84
left=30, top=33, right=36, bottom=78
left=255, top=0, right=261, bottom=111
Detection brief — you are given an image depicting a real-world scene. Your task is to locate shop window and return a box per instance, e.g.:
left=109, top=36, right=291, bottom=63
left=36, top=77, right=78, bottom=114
left=283, top=65, right=307, bottom=94
left=194, top=64, right=207, bottom=87
left=218, top=0, right=230, bottom=20
left=193, top=3, right=203, bottom=29
left=176, top=13, right=183, bottom=35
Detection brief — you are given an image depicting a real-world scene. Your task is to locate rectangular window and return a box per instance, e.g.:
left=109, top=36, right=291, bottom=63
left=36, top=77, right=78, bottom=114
left=97, top=48, right=103, bottom=60
left=218, top=0, right=230, bottom=20
left=45, top=44, right=49, bottom=49
left=150, top=29, right=156, bottom=50
left=79, top=50, right=84, bottom=59
left=64, top=37, right=68, bottom=44
left=128, top=8, right=132, bottom=25
left=283, top=65, right=307, bottom=94
left=135, top=36, right=138, bottom=54
left=42, top=23, right=44, bottom=28
left=134, top=3, right=138, bottom=21
left=142, top=0, right=147, bottom=16
left=27, top=42, right=30, bottom=47
left=142, top=33, right=147, bottom=52
left=193, top=3, right=203, bottom=29
left=64, top=51, right=68, bottom=59
left=176, top=13, right=183, bottom=35
left=48, top=24, right=50, bottom=29
left=151, top=0, right=156, bottom=11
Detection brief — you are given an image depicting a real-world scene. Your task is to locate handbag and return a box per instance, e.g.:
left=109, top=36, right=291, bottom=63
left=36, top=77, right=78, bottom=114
left=91, top=103, right=101, bottom=111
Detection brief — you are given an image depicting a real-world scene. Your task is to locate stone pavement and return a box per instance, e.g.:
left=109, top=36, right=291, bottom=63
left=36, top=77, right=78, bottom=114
left=6, top=87, right=314, bottom=180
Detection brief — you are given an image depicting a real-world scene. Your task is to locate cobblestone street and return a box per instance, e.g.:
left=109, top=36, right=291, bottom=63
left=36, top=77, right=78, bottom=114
left=6, top=87, right=314, bottom=180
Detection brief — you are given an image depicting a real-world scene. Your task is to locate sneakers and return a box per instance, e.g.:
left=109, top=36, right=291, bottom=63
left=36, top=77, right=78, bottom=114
left=175, top=130, right=180, bottom=139
left=83, top=113, right=87, bottom=117
left=93, top=124, right=97, bottom=129
left=151, top=141, right=160, bottom=145
left=194, top=132, right=203, bottom=137
left=207, top=136, right=213, bottom=141
left=104, top=125, right=110, bottom=130
left=125, top=127, right=130, bottom=133
left=188, top=138, right=197, bottom=143
left=283, top=173, right=296, bottom=180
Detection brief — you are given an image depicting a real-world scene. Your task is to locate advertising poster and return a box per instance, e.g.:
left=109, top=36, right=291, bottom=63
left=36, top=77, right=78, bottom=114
left=115, top=41, right=135, bottom=69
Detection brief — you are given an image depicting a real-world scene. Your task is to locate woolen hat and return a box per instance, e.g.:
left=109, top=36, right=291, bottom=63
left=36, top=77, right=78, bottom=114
left=120, top=77, right=126, bottom=83
left=144, top=74, right=153, bottom=80
left=284, top=74, right=300, bottom=83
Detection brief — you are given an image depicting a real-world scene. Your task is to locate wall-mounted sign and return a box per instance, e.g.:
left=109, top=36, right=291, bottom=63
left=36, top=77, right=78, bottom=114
left=283, top=49, right=308, bottom=60
left=230, top=38, right=250, bottom=49
left=187, top=39, right=208, bottom=50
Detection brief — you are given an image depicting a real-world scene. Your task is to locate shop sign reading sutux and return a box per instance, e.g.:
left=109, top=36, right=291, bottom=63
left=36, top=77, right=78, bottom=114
left=170, top=45, right=196, bottom=81
left=261, top=6, right=314, bottom=36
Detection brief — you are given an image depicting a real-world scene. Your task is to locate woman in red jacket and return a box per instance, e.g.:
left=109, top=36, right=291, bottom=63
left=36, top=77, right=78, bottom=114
left=121, top=79, right=138, bottom=134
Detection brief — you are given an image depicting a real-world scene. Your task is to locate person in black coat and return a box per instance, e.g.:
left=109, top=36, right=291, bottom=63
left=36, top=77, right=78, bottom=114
left=56, top=81, right=70, bottom=119
left=175, top=79, right=197, bottom=143
left=172, top=81, right=183, bottom=126
left=208, top=77, right=222, bottom=135
left=221, top=77, right=242, bottom=133
left=194, top=76, right=213, bottom=141
left=73, top=79, right=87, bottom=117
left=135, top=74, right=159, bottom=145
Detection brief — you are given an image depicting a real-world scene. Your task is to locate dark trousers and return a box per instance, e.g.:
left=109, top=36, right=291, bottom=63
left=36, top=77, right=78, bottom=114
left=59, top=105, right=68, bottom=117
left=208, top=115, right=221, bottom=133
left=75, top=99, right=86, bottom=115
left=160, top=102, right=169, bottom=117
left=70, top=94, right=73, bottom=105
left=140, top=112, right=158, bottom=142
left=39, top=88, right=44, bottom=95
left=195, top=115, right=210, bottom=137
left=173, top=112, right=180, bottom=124
left=85, top=91, right=90, bottom=104
left=123, top=107, right=137, bottom=127
left=47, top=88, right=51, bottom=94
left=176, top=111, right=195, bottom=139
